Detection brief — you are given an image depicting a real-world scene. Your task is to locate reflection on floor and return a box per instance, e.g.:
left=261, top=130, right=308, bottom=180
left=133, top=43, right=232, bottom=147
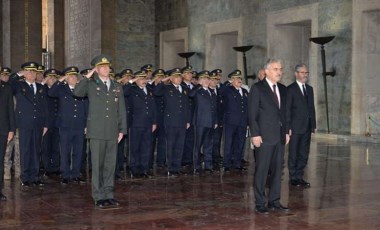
left=1, top=138, right=380, bottom=229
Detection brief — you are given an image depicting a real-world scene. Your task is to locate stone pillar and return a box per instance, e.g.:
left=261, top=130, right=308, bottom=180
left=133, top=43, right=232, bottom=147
left=101, top=0, right=116, bottom=68
left=4, top=0, right=42, bottom=70
left=47, top=0, right=64, bottom=70
left=65, top=0, right=101, bottom=70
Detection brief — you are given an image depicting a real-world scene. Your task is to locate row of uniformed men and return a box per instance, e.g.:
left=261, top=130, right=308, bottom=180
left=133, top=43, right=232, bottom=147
left=0, top=61, right=249, bottom=186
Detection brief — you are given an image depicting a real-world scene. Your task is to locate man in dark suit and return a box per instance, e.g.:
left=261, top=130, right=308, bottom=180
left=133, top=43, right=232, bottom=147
left=0, top=70, right=15, bottom=201
left=49, top=67, right=88, bottom=185
left=153, top=68, right=190, bottom=176
left=74, top=55, right=127, bottom=209
left=9, top=62, right=48, bottom=187
left=189, top=71, right=218, bottom=174
left=221, top=70, right=249, bottom=172
left=248, top=59, right=290, bottom=214
left=286, top=64, right=316, bottom=188
left=123, top=70, right=157, bottom=178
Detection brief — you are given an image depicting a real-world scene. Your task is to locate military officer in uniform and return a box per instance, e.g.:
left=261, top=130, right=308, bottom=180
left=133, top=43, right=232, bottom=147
left=209, top=69, right=224, bottom=170
left=149, top=69, right=166, bottom=169
left=9, top=62, right=48, bottom=187
left=153, top=68, right=190, bottom=176
left=221, top=70, right=249, bottom=172
left=36, top=65, right=45, bottom=84
left=123, top=71, right=157, bottom=178
left=180, top=66, right=195, bottom=168
left=141, top=64, right=153, bottom=81
left=189, top=71, right=218, bottom=174
left=0, top=71, right=15, bottom=201
left=41, top=69, right=61, bottom=177
left=49, top=67, right=88, bottom=184
left=73, top=55, right=127, bottom=208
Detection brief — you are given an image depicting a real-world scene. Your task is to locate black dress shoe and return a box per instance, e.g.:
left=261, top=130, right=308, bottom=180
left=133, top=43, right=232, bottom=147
left=141, top=173, right=152, bottom=179
left=268, top=203, right=289, bottom=212
left=107, top=198, right=120, bottom=206
left=61, top=178, right=70, bottom=185
left=0, top=193, right=7, bottom=201
left=72, top=177, right=86, bottom=184
left=204, top=169, right=213, bottom=174
left=19, top=178, right=31, bottom=187
left=255, top=206, right=269, bottom=214
left=290, top=179, right=301, bottom=187
left=193, top=169, right=200, bottom=175
left=95, top=200, right=106, bottom=209
left=223, top=168, right=230, bottom=173
left=33, top=180, right=45, bottom=186
left=299, top=179, right=311, bottom=187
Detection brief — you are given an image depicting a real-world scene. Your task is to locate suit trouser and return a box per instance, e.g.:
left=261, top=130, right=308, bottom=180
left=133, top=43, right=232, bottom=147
left=288, top=132, right=311, bottom=181
left=4, top=131, right=20, bottom=178
left=193, top=126, right=213, bottom=170
left=0, top=135, right=7, bottom=189
left=19, top=128, right=43, bottom=183
left=254, top=142, right=284, bottom=207
left=166, top=127, right=186, bottom=172
left=182, top=125, right=194, bottom=165
left=90, top=139, right=117, bottom=202
left=60, top=128, right=84, bottom=179
left=223, top=124, right=246, bottom=168
left=129, top=127, right=152, bottom=175
left=41, top=127, right=60, bottom=173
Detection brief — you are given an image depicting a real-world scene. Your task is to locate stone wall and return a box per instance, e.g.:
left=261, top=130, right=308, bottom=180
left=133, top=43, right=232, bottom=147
left=155, top=0, right=353, bottom=134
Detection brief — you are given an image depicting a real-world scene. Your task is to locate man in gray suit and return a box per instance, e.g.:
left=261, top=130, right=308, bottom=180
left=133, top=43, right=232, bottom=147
left=74, top=55, right=127, bottom=209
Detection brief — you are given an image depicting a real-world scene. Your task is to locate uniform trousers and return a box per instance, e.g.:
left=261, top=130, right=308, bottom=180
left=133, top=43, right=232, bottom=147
left=18, top=128, right=43, bottom=183
left=90, top=139, right=117, bottom=202
left=182, top=125, right=194, bottom=165
left=59, top=128, right=84, bottom=179
left=193, top=126, right=213, bottom=170
left=223, top=124, right=246, bottom=169
left=166, top=127, right=186, bottom=172
left=0, top=135, right=7, bottom=189
left=152, top=125, right=166, bottom=167
left=41, top=127, right=60, bottom=173
left=129, top=127, right=152, bottom=175
left=4, top=132, right=20, bottom=178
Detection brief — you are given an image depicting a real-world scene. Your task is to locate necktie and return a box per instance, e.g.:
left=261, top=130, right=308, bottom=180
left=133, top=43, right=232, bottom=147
left=188, top=84, right=192, bottom=89
left=104, top=81, right=108, bottom=91
left=143, top=87, right=147, bottom=95
left=30, top=84, right=35, bottom=94
left=302, top=84, right=307, bottom=97
left=272, top=85, right=279, bottom=108
left=176, top=86, right=180, bottom=93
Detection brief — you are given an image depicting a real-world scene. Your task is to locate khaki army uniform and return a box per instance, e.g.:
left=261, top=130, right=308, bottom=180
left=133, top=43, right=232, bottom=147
left=74, top=73, right=127, bottom=203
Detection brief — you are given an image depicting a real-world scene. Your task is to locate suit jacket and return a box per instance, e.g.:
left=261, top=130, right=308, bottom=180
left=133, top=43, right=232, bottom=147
left=221, top=85, right=248, bottom=127
left=123, top=84, right=157, bottom=128
left=73, top=74, right=127, bottom=140
left=248, top=79, right=288, bottom=145
left=153, top=83, right=190, bottom=128
left=48, top=81, right=88, bottom=130
left=9, top=77, right=48, bottom=129
left=0, top=81, right=15, bottom=135
left=189, top=85, right=217, bottom=128
left=286, top=82, right=316, bottom=134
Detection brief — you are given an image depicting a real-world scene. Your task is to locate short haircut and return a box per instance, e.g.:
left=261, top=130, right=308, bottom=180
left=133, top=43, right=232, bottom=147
left=264, top=58, right=282, bottom=70
left=294, top=63, right=307, bottom=72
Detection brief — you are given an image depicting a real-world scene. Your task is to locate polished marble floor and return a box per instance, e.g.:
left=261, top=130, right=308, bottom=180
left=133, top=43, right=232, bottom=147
left=1, top=138, right=380, bottom=229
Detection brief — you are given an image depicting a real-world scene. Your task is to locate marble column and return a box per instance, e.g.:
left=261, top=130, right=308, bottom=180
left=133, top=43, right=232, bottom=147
left=47, top=0, right=64, bottom=70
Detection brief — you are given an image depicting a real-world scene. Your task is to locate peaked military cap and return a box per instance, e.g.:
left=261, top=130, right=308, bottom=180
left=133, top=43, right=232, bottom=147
left=169, top=68, right=182, bottom=76
left=80, top=68, right=92, bottom=75
left=91, top=54, right=111, bottom=66
left=152, top=69, right=165, bottom=77
left=192, top=71, right=198, bottom=79
left=197, top=70, right=210, bottom=78
left=44, top=68, right=59, bottom=78
left=37, top=65, right=45, bottom=72
left=228, top=69, right=242, bottom=78
left=109, top=67, right=115, bottom=77
left=141, top=64, right=153, bottom=72
left=21, top=61, right=38, bottom=71
left=121, top=68, right=133, bottom=77
left=211, top=69, right=222, bottom=76
left=134, top=70, right=147, bottom=78
left=63, top=66, right=79, bottom=76
left=181, top=65, right=193, bottom=73
left=114, top=73, right=122, bottom=80
left=0, top=67, right=11, bottom=74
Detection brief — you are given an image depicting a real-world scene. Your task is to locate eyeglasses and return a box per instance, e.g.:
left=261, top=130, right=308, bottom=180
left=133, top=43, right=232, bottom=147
left=297, top=71, right=309, bottom=74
